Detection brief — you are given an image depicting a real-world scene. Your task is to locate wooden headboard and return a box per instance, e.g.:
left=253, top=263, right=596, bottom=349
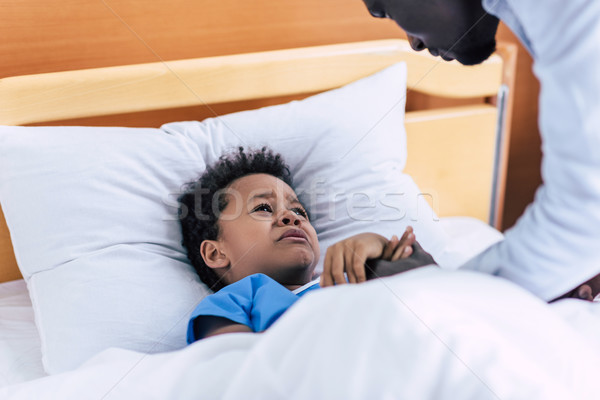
left=0, top=39, right=516, bottom=283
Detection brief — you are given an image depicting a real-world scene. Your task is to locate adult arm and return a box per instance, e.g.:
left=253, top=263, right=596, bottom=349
left=462, top=0, right=600, bottom=301
left=551, top=274, right=600, bottom=302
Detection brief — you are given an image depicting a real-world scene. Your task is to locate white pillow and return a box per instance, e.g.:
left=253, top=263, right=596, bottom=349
left=0, top=127, right=210, bottom=374
left=162, top=63, right=448, bottom=270
left=0, top=62, right=447, bottom=374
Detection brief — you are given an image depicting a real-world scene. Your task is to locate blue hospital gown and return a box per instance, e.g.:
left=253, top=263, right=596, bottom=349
left=187, top=273, right=320, bottom=343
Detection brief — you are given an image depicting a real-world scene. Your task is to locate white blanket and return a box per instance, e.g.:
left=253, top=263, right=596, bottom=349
left=2, top=267, right=598, bottom=399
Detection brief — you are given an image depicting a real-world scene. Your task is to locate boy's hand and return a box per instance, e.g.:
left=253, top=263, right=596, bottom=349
left=320, top=227, right=415, bottom=287
left=382, top=226, right=416, bottom=261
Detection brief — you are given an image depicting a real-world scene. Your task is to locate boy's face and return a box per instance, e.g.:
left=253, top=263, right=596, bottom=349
left=204, top=173, right=320, bottom=288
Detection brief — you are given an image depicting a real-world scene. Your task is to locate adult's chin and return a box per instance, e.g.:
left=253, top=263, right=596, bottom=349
left=453, top=39, right=497, bottom=66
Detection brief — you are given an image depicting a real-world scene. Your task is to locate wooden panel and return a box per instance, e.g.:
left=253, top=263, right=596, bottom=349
left=488, top=40, right=517, bottom=229
left=0, top=0, right=404, bottom=77
left=0, top=40, right=503, bottom=125
left=0, top=0, right=405, bottom=129
left=495, top=25, right=542, bottom=230
left=0, top=205, right=20, bottom=282
left=404, top=105, right=498, bottom=222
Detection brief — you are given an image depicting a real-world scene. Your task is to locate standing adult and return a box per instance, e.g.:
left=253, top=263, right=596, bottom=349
left=361, top=0, right=600, bottom=302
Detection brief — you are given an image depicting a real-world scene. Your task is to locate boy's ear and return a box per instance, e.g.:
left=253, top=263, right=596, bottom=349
left=200, top=240, right=230, bottom=269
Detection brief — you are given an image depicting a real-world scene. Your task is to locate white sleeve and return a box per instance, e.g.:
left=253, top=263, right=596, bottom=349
left=461, top=0, right=600, bottom=301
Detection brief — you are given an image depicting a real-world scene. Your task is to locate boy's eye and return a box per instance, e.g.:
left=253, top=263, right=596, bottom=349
left=253, top=203, right=273, bottom=213
left=252, top=203, right=308, bottom=219
left=293, top=207, right=308, bottom=219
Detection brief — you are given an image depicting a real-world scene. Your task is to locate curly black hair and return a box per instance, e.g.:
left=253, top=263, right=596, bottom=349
left=179, top=147, right=294, bottom=291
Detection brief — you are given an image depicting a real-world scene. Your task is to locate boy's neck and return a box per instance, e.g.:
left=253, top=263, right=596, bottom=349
left=285, top=277, right=320, bottom=293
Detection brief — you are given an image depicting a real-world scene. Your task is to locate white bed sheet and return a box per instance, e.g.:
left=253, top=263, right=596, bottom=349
left=436, top=216, right=504, bottom=269
left=0, top=280, right=45, bottom=387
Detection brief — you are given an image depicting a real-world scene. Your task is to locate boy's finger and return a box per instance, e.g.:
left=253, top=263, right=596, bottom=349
left=398, top=226, right=412, bottom=242
left=353, top=252, right=367, bottom=283
left=382, top=235, right=398, bottom=260
left=320, top=250, right=334, bottom=287
left=345, top=250, right=357, bottom=284
left=392, top=245, right=412, bottom=261
left=331, top=250, right=346, bottom=285
left=398, top=231, right=416, bottom=249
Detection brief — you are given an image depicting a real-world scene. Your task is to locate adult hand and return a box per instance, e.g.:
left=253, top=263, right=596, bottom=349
left=550, top=273, right=600, bottom=302
left=365, top=241, right=437, bottom=280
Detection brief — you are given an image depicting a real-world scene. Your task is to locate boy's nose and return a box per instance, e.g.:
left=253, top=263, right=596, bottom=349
left=278, top=210, right=301, bottom=226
